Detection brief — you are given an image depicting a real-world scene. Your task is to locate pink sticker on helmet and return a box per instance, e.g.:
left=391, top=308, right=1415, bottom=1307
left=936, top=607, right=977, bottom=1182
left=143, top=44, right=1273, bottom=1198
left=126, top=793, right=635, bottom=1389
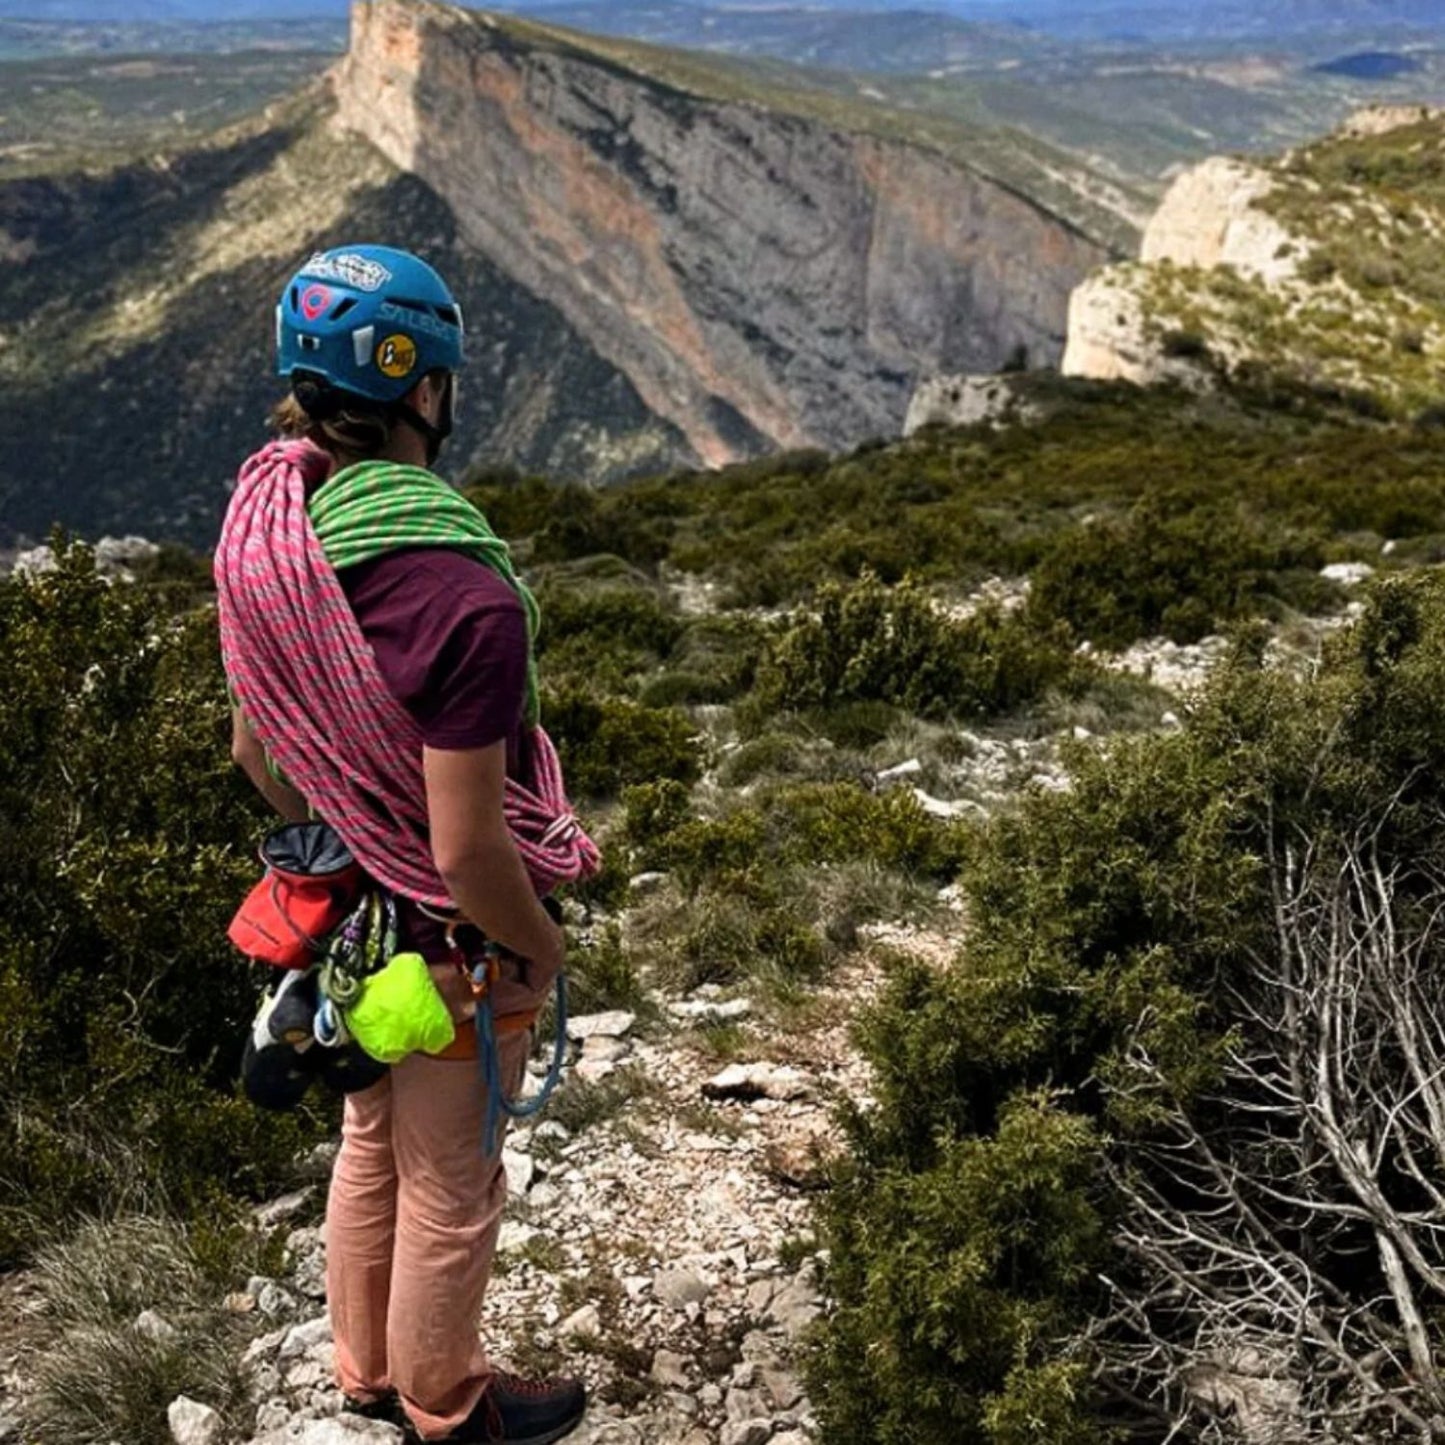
left=299, top=284, right=333, bottom=322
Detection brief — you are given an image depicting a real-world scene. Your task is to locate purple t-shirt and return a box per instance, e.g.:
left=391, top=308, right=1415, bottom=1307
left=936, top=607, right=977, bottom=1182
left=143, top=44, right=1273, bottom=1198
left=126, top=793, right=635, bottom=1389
left=339, top=546, right=535, bottom=965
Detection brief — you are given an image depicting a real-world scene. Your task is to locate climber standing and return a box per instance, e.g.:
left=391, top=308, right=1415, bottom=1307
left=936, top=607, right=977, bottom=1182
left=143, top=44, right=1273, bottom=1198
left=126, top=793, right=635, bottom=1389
left=216, top=245, right=595, bottom=1445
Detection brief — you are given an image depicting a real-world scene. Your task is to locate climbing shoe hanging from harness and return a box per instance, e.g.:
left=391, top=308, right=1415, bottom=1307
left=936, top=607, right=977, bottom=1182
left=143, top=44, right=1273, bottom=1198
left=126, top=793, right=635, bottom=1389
left=240, top=964, right=389, bottom=1110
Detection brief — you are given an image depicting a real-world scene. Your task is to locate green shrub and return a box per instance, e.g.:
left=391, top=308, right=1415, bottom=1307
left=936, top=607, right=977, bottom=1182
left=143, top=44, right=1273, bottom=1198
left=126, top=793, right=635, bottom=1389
left=757, top=573, right=1085, bottom=723
left=0, top=543, right=322, bottom=1260
left=809, top=576, right=1445, bottom=1442
left=541, top=685, right=702, bottom=799
left=1029, top=496, right=1332, bottom=647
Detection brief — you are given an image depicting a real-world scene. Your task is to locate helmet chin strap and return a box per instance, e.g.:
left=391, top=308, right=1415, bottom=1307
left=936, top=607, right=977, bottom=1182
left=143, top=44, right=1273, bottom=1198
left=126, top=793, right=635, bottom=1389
left=394, top=376, right=455, bottom=467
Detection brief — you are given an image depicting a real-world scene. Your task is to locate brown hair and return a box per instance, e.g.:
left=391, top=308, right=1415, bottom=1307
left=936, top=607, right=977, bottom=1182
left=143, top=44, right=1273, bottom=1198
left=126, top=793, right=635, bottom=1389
left=270, top=392, right=396, bottom=468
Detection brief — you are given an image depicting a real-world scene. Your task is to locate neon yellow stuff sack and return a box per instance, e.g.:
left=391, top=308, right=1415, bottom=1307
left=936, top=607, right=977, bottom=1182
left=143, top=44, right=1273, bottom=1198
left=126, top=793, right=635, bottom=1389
left=347, top=952, right=456, bottom=1063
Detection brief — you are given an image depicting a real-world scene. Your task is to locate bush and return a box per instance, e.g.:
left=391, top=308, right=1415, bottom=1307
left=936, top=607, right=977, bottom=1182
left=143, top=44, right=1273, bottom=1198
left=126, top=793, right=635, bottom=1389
left=1029, top=496, right=1331, bottom=647
left=756, top=573, right=1085, bottom=723
left=810, top=577, right=1445, bottom=1443
left=0, top=543, right=322, bottom=1261
left=541, top=684, right=702, bottom=799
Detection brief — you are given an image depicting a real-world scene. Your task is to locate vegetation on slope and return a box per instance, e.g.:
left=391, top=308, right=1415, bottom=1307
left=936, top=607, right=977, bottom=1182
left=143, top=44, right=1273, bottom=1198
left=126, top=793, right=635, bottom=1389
left=9, top=373, right=1445, bottom=1439
left=1129, top=108, right=1445, bottom=420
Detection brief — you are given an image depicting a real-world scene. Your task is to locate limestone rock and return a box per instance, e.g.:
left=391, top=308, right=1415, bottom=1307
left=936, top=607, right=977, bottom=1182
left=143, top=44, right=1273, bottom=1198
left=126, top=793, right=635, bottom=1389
left=560, top=1302, right=602, bottom=1339
left=1139, top=157, right=1294, bottom=284
left=567, top=1011, right=637, bottom=1042
left=718, top=1422, right=773, bottom=1445
left=904, top=375, right=1039, bottom=436
left=703, top=1063, right=812, bottom=1103
left=249, top=1416, right=404, bottom=1445
left=168, top=1396, right=224, bottom=1445
left=136, top=1308, right=178, bottom=1343
left=651, top=1348, right=690, bottom=1390
left=336, top=0, right=1111, bottom=471
left=503, top=1148, right=536, bottom=1197
left=653, top=1268, right=712, bottom=1309
left=1321, top=562, right=1374, bottom=586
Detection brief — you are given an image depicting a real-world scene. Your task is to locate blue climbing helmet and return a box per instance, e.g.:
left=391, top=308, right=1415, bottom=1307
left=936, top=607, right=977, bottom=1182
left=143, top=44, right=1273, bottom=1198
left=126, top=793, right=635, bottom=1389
left=276, top=244, right=464, bottom=431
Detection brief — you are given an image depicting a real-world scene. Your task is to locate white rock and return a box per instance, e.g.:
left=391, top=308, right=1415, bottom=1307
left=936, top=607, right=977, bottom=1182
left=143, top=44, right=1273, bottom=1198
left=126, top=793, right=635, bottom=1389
left=904, top=374, right=1039, bottom=436
left=652, top=1348, right=690, bottom=1389
left=168, top=1396, right=223, bottom=1445
left=669, top=998, right=753, bottom=1023
left=135, top=1308, right=178, bottom=1343
left=560, top=1303, right=602, bottom=1339
left=911, top=788, right=971, bottom=820
left=1161, top=711, right=1182, bottom=729
left=767, top=1277, right=822, bottom=1338
left=534, top=1120, right=570, bottom=1143
left=627, top=871, right=670, bottom=894
left=251, top=1417, right=404, bottom=1445
left=877, top=757, right=923, bottom=781
left=576, top=1057, right=618, bottom=1083
left=653, top=1268, right=712, bottom=1309
left=703, top=1063, right=813, bottom=1103
left=278, top=1315, right=332, bottom=1361
left=1321, top=562, right=1375, bottom=586
left=762, top=1366, right=806, bottom=1411
left=718, top=1422, right=773, bottom=1445
left=582, top=1036, right=630, bottom=1063
left=503, top=1147, right=535, bottom=1197
left=567, top=1011, right=636, bottom=1042
left=497, top=1220, right=540, bottom=1254
left=254, top=1188, right=316, bottom=1229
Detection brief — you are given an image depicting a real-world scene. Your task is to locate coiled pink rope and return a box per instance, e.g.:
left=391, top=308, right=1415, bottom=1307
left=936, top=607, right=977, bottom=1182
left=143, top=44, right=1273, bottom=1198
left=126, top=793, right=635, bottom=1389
left=215, top=439, right=600, bottom=905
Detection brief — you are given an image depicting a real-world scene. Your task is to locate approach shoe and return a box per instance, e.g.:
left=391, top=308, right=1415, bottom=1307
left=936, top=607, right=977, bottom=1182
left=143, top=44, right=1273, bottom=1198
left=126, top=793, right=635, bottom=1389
left=241, top=967, right=323, bottom=1110
left=343, top=1392, right=407, bottom=1429
left=446, top=1369, right=587, bottom=1444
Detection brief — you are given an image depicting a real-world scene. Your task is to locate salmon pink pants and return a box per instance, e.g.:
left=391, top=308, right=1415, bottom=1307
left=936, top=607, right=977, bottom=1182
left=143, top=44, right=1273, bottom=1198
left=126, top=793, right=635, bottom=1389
left=326, top=1035, right=528, bottom=1440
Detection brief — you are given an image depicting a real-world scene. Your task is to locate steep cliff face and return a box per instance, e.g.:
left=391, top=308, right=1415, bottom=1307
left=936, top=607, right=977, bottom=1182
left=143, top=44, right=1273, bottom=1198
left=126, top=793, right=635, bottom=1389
left=334, top=0, right=1112, bottom=465
left=1062, top=108, right=1445, bottom=415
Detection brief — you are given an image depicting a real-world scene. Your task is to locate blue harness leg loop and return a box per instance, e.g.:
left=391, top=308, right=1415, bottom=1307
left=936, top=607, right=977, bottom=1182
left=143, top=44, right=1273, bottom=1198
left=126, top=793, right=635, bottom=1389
left=476, top=969, right=569, bottom=1157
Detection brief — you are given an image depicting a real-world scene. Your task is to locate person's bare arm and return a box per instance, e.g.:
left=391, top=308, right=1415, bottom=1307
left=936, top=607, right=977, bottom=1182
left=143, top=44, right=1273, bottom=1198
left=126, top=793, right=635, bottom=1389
left=231, top=708, right=311, bottom=823
left=424, top=740, right=566, bottom=980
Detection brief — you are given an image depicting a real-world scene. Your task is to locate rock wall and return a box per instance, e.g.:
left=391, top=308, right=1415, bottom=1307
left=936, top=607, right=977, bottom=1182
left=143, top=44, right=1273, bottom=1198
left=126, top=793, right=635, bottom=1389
left=1139, top=157, right=1293, bottom=285
left=1062, top=155, right=1289, bottom=386
left=335, top=0, right=1111, bottom=465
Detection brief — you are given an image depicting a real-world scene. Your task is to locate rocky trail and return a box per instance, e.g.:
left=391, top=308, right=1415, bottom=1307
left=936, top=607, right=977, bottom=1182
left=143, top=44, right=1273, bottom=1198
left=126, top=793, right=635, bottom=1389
left=202, top=952, right=902, bottom=1445
left=0, top=576, right=1372, bottom=1445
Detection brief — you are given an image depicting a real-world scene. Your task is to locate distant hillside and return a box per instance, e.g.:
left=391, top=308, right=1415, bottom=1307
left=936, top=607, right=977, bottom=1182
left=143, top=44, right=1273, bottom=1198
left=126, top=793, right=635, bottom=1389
left=1063, top=104, right=1445, bottom=419
left=970, top=0, right=1445, bottom=40
left=0, top=0, right=1124, bottom=544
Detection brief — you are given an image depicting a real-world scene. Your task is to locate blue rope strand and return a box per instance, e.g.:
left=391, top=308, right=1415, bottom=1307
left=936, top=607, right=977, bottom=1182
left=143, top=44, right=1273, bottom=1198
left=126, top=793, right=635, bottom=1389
left=476, top=971, right=570, bottom=1156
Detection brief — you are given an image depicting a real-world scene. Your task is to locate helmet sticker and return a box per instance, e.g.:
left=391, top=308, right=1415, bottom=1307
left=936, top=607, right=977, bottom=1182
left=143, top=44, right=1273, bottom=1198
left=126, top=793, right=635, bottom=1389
left=303, top=251, right=393, bottom=293
left=376, top=334, right=418, bottom=380
left=299, top=284, right=333, bottom=322
left=377, top=300, right=459, bottom=340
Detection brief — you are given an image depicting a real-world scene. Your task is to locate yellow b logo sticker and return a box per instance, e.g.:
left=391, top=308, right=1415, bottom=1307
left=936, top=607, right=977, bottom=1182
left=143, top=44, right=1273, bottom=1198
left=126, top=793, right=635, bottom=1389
left=376, top=333, right=418, bottom=380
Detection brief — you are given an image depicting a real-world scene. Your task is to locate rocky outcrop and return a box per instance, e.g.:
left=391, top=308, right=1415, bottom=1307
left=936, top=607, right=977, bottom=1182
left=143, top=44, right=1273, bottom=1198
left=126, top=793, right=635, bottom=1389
left=335, top=0, right=1111, bottom=466
left=1138, top=157, right=1294, bottom=284
left=1061, top=109, right=1445, bottom=415
left=1061, top=156, right=1291, bottom=385
left=903, top=374, right=1039, bottom=435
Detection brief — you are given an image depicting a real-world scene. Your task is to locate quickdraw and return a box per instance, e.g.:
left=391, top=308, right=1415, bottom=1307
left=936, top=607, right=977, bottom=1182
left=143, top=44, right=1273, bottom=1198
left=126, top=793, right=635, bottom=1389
left=316, top=891, right=398, bottom=1047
